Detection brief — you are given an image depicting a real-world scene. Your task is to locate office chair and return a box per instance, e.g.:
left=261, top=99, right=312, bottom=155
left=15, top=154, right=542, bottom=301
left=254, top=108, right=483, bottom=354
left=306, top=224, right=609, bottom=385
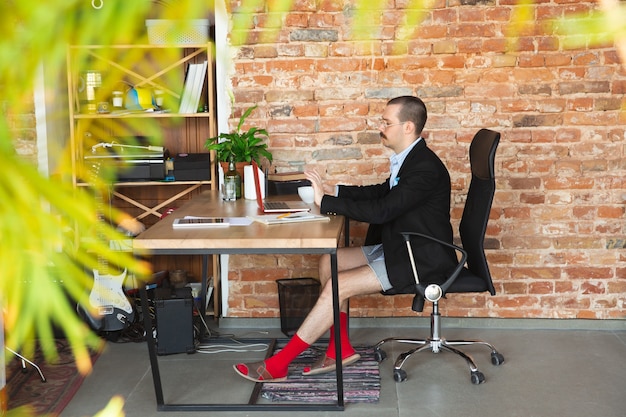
left=374, top=128, right=504, bottom=385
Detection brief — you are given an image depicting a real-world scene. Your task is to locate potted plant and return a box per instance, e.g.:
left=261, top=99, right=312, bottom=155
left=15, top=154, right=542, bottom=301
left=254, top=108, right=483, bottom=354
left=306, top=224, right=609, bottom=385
left=204, top=105, right=273, bottom=167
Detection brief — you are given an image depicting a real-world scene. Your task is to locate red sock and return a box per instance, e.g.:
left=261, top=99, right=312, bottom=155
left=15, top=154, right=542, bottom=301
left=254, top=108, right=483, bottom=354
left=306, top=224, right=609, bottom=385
left=325, top=312, right=356, bottom=360
left=236, top=333, right=310, bottom=379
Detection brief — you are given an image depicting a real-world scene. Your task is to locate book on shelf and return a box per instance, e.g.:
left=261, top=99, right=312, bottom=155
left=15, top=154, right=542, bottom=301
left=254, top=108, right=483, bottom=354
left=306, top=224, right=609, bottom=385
left=267, top=171, right=307, bottom=182
left=188, top=60, right=207, bottom=113
left=178, top=64, right=197, bottom=114
left=178, top=61, right=207, bottom=114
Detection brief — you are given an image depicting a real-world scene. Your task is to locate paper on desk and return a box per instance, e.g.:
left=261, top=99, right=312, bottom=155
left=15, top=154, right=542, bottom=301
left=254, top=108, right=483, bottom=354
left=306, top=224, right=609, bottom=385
left=227, top=217, right=254, bottom=226
left=248, top=213, right=330, bottom=225
left=183, top=216, right=253, bottom=226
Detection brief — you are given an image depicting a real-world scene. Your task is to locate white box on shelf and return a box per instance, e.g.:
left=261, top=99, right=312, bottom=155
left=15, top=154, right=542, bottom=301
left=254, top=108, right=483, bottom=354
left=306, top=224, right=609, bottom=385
left=146, top=19, right=209, bottom=45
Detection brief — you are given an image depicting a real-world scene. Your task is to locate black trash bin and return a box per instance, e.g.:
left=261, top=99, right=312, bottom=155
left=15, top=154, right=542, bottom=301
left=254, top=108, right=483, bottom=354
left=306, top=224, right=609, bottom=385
left=276, top=278, right=320, bottom=337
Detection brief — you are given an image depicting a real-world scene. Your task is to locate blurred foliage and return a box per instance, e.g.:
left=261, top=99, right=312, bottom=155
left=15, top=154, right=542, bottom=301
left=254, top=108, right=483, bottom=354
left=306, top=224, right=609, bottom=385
left=1, top=1, right=207, bottom=416
left=554, top=0, right=626, bottom=56
left=6, top=395, right=125, bottom=417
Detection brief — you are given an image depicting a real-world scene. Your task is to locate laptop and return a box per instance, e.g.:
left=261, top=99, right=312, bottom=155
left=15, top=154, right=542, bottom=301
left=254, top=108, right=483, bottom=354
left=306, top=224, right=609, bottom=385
left=251, top=160, right=311, bottom=213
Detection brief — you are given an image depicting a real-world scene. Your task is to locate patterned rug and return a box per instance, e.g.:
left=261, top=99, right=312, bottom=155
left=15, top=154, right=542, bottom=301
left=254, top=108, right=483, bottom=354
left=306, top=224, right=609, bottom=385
left=6, top=339, right=101, bottom=416
left=260, top=343, right=380, bottom=403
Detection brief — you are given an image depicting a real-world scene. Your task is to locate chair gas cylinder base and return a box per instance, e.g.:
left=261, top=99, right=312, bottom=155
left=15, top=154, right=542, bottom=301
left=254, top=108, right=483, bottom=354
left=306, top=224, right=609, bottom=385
left=373, top=288, right=505, bottom=384
left=374, top=129, right=505, bottom=385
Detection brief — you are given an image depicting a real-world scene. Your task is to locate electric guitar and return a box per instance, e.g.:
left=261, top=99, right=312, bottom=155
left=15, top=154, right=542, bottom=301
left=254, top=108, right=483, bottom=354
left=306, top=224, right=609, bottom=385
left=77, top=162, right=135, bottom=333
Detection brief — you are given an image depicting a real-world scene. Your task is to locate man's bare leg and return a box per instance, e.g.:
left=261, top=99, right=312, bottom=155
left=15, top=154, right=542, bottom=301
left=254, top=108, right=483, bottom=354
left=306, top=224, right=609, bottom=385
left=298, top=262, right=382, bottom=374
left=233, top=249, right=382, bottom=382
left=296, top=263, right=382, bottom=344
left=317, top=246, right=373, bottom=313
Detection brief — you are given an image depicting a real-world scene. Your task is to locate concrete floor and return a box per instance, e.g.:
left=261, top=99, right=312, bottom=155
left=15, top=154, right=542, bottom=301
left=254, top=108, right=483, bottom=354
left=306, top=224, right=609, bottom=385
left=60, top=317, right=626, bottom=417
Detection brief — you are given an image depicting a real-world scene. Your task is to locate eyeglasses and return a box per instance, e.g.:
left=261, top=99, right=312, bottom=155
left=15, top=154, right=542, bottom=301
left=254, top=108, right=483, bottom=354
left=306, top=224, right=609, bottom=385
left=378, top=120, right=406, bottom=130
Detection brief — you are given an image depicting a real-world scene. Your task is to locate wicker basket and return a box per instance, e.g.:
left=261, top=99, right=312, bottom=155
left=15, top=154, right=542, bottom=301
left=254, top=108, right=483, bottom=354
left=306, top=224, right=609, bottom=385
left=146, top=19, right=209, bottom=45
left=276, top=278, right=320, bottom=337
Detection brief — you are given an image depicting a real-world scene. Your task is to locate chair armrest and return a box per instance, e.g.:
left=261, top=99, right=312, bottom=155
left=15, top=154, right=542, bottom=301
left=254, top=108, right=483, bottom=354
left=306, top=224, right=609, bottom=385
left=400, top=232, right=468, bottom=295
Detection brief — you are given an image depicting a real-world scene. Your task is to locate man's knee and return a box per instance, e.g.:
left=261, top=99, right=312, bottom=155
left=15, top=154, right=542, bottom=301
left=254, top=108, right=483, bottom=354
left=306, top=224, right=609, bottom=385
left=319, top=253, right=330, bottom=265
left=318, top=279, right=340, bottom=304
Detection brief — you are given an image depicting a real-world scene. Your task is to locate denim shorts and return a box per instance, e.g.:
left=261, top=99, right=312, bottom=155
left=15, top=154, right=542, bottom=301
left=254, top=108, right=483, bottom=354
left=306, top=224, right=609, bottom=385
left=362, top=244, right=392, bottom=291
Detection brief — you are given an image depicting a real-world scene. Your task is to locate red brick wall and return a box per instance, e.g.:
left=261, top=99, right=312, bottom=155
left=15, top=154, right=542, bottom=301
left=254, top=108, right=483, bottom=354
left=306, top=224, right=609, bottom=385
left=224, top=0, right=626, bottom=319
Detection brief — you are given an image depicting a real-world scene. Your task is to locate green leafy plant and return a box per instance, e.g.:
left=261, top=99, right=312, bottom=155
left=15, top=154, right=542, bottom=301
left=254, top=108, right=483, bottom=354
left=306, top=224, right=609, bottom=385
left=204, top=105, right=273, bottom=164
left=1, top=1, right=204, bottom=416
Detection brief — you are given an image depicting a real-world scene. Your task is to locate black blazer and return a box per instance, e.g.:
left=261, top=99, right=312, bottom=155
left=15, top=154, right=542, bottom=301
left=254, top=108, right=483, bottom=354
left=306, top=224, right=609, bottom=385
left=320, top=139, right=457, bottom=294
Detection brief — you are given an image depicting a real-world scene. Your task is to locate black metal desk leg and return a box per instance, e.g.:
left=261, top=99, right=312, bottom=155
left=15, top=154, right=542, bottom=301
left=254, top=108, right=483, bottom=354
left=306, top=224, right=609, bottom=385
left=200, top=255, right=209, bottom=317
left=330, top=251, right=345, bottom=407
left=140, top=285, right=165, bottom=408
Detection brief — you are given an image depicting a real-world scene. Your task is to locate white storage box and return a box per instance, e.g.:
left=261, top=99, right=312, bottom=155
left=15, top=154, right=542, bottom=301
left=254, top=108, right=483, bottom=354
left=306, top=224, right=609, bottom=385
left=146, top=19, right=209, bottom=45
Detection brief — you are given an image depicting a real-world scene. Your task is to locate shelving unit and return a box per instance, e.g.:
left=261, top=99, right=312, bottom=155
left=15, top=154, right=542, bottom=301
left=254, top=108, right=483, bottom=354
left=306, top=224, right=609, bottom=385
left=67, top=43, right=219, bottom=315
left=67, top=44, right=217, bottom=219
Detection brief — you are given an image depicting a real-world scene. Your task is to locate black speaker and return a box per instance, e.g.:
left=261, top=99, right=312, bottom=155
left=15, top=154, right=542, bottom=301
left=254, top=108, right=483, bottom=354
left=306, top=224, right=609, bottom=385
left=154, top=287, right=195, bottom=355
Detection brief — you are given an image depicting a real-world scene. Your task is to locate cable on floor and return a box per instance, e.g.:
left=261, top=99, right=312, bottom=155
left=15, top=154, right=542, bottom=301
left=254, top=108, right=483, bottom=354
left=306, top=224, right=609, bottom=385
left=195, top=343, right=269, bottom=354
left=193, top=305, right=271, bottom=353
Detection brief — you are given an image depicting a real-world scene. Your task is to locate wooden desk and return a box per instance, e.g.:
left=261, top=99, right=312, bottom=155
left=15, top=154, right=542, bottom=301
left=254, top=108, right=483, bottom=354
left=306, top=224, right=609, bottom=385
left=134, top=190, right=346, bottom=412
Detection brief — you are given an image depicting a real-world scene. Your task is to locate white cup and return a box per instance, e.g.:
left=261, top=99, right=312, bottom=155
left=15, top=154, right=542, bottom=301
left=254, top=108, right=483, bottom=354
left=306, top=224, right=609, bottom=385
left=298, top=186, right=315, bottom=204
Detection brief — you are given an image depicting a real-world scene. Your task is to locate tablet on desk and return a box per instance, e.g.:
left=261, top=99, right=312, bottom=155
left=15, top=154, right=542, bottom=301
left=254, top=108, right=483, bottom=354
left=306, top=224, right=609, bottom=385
left=172, top=217, right=229, bottom=228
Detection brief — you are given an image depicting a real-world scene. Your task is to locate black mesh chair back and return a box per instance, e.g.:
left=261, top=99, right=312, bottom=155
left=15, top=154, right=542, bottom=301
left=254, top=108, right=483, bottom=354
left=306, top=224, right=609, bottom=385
left=451, top=128, right=500, bottom=295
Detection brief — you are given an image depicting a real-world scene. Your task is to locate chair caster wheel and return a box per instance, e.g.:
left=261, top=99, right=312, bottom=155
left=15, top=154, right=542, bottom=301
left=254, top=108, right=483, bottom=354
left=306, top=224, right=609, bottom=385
left=470, top=370, right=485, bottom=384
left=491, top=351, right=504, bottom=366
left=374, top=349, right=387, bottom=363
left=393, top=368, right=407, bottom=383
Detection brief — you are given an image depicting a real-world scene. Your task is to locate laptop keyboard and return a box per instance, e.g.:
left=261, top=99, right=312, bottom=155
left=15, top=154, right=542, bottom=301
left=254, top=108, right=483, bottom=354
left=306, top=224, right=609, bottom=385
left=264, top=201, right=290, bottom=209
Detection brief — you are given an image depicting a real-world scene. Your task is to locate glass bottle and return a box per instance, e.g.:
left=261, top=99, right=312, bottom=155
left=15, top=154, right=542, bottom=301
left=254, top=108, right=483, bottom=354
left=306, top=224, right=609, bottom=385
left=223, top=155, right=241, bottom=201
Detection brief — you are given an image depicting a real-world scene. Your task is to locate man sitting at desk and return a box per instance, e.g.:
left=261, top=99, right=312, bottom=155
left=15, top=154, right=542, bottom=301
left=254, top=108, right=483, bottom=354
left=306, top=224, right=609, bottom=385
left=234, top=95, right=458, bottom=382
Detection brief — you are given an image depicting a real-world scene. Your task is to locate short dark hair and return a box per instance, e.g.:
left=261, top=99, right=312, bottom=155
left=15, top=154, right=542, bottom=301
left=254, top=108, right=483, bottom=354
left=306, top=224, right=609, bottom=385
left=387, top=96, right=427, bottom=134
